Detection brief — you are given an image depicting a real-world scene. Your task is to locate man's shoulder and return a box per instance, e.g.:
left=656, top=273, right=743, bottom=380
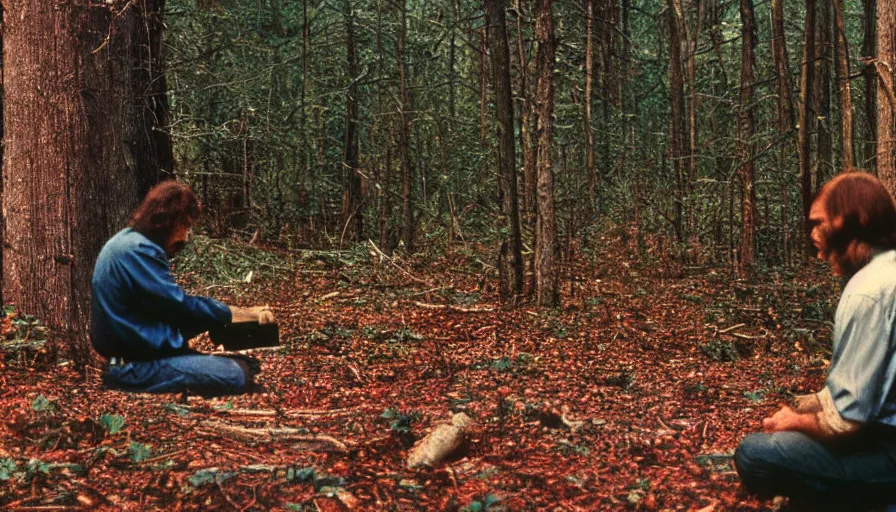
left=844, top=250, right=896, bottom=300
left=100, top=229, right=165, bottom=261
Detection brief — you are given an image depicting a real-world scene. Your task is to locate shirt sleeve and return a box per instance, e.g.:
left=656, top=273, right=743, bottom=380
left=121, top=242, right=232, bottom=332
left=826, top=294, right=891, bottom=423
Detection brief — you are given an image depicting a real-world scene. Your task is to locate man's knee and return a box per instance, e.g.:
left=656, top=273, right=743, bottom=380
left=734, top=433, right=775, bottom=479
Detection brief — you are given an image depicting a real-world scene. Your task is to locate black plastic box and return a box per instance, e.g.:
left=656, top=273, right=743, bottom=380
left=209, top=322, right=280, bottom=351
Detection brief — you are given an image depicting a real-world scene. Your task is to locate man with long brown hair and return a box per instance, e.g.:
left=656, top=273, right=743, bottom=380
left=734, top=172, right=896, bottom=506
left=91, top=181, right=273, bottom=396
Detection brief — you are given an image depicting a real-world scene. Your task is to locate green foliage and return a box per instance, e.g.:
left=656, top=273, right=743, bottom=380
left=25, top=458, right=50, bottom=478
left=31, top=394, right=54, bottom=413
left=128, top=442, right=152, bottom=463
left=188, top=468, right=233, bottom=488
left=0, top=458, right=17, bottom=481
left=461, top=494, right=503, bottom=512
left=380, top=408, right=420, bottom=434
left=99, top=414, right=126, bottom=435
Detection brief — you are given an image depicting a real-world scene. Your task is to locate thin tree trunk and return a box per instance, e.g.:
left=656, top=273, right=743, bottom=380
left=816, top=0, right=833, bottom=183
left=770, top=0, right=795, bottom=131
left=342, top=0, right=363, bottom=242
left=485, top=0, right=524, bottom=299
left=584, top=0, right=596, bottom=196
left=668, top=0, right=687, bottom=242
left=833, top=0, right=854, bottom=169
left=516, top=0, right=537, bottom=243
left=863, top=0, right=877, bottom=170
left=397, top=0, right=415, bottom=251
left=738, top=0, right=757, bottom=276
left=3, top=0, right=168, bottom=359
left=799, top=0, right=816, bottom=253
left=534, top=0, right=558, bottom=306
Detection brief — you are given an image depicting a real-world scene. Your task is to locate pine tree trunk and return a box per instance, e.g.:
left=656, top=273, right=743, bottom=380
left=770, top=0, right=795, bottom=131
left=816, top=0, right=833, bottom=183
left=342, top=0, right=363, bottom=242
left=3, top=0, right=169, bottom=359
left=584, top=0, right=596, bottom=196
left=485, top=0, right=524, bottom=299
left=396, top=0, right=415, bottom=252
left=799, top=0, right=817, bottom=252
left=832, top=0, right=854, bottom=169
left=668, top=0, right=687, bottom=243
left=879, top=0, right=896, bottom=189
left=534, top=0, right=558, bottom=306
left=738, top=0, right=757, bottom=276
left=863, top=0, right=877, bottom=170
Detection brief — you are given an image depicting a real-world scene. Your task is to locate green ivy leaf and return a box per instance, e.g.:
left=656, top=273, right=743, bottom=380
left=31, top=394, right=53, bottom=413
left=129, top=442, right=152, bottom=463
left=99, top=414, right=126, bottom=435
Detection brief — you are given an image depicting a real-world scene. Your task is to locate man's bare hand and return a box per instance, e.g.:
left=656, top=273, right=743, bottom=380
left=230, top=305, right=275, bottom=324
left=762, top=405, right=798, bottom=432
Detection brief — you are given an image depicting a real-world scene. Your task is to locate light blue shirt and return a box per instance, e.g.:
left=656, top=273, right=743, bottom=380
left=827, top=249, right=896, bottom=426
left=90, top=228, right=232, bottom=360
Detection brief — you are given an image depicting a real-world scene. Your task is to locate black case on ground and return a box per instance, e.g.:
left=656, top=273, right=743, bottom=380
left=209, top=322, right=280, bottom=351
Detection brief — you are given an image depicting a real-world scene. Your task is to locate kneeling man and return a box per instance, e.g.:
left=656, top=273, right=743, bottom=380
left=734, top=171, right=896, bottom=505
left=91, top=181, right=274, bottom=396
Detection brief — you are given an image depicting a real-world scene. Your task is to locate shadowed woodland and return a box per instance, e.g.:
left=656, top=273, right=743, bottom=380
left=1, top=0, right=894, bottom=509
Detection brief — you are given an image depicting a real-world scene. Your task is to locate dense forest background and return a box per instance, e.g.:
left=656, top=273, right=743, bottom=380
left=0, top=0, right=893, bottom=350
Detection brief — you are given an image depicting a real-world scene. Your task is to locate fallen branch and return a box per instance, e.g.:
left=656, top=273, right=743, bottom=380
left=729, top=332, right=766, bottom=340
left=140, top=449, right=187, bottom=465
left=202, top=421, right=349, bottom=452
left=412, top=301, right=494, bottom=313
left=718, top=323, right=745, bottom=334
left=368, top=239, right=431, bottom=285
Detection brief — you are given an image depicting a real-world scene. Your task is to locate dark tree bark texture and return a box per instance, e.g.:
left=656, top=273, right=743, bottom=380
left=2, top=0, right=171, bottom=358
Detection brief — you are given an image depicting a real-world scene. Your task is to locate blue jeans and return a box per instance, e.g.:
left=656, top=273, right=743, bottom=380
left=734, top=431, right=896, bottom=505
left=103, top=354, right=247, bottom=396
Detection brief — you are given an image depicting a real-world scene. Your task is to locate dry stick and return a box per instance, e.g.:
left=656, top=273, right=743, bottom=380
left=729, top=332, right=766, bottom=340
left=718, top=323, right=746, bottom=334
left=203, top=421, right=349, bottom=452
left=367, top=239, right=431, bottom=285
left=140, top=449, right=187, bottom=465
left=412, top=301, right=494, bottom=313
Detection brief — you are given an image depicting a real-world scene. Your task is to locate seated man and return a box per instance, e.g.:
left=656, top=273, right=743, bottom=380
left=734, top=172, right=896, bottom=506
left=91, top=180, right=274, bottom=396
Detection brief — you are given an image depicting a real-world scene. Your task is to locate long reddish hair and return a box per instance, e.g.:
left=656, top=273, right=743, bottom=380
left=129, top=181, right=201, bottom=245
left=813, top=170, right=896, bottom=277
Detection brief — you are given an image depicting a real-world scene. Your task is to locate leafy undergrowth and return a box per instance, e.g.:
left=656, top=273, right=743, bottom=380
left=0, top=235, right=839, bottom=511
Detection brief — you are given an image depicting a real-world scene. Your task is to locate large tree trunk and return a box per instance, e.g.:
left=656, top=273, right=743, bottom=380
left=396, top=0, right=415, bottom=252
left=516, top=0, right=537, bottom=249
left=3, top=0, right=169, bottom=358
left=342, top=0, right=363, bottom=242
left=534, top=0, right=558, bottom=306
left=485, top=0, right=524, bottom=299
left=878, top=0, right=896, bottom=189
left=799, top=0, right=816, bottom=252
left=833, top=0, right=854, bottom=168
left=668, top=0, right=687, bottom=242
left=863, top=0, right=877, bottom=170
left=738, top=0, right=757, bottom=275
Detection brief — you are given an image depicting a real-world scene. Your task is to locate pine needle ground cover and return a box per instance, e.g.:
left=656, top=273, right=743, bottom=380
left=0, top=235, right=838, bottom=510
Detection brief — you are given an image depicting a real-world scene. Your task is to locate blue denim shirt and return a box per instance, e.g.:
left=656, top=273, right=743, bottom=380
left=828, top=249, right=896, bottom=427
left=90, top=228, right=232, bottom=360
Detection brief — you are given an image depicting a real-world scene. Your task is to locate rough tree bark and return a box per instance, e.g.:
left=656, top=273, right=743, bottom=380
left=396, top=0, right=415, bottom=251
left=770, top=0, right=794, bottom=132
left=816, top=0, right=832, bottom=184
left=485, top=0, right=524, bottom=299
left=668, top=0, right=687, bottom=242
left=833, top=0, right=854, bottom=168
left=516, top=0, right=537, bottom=249
left=584, top=0, right=596, bottom=195
left=879, top=0, right=896, bottom=189
left=863, top=0, right=877, bottom=170
left=3, top=0, right=171, bottom=358
left=342, top=0, right=363, bottom=242
left=534, top=0, right=558, bottom=306
left=799, top=0, right=816, bottom=252
left=738, top=0, right=757, bottom=276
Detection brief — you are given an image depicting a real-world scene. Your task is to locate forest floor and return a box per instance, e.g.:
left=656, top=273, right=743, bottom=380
left=0, top=229, right=840, bottom=511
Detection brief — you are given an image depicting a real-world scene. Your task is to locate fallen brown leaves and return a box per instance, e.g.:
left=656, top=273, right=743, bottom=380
left=0, top=237, right=838, bottom=511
